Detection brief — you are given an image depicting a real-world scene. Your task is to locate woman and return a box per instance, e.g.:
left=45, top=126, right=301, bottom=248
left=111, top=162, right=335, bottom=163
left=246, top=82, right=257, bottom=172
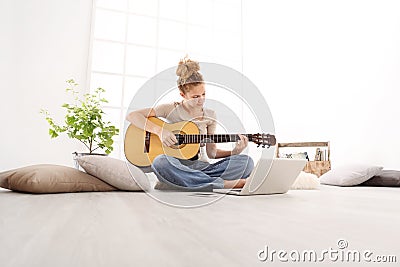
left=126, top=57, right=254, bottom=189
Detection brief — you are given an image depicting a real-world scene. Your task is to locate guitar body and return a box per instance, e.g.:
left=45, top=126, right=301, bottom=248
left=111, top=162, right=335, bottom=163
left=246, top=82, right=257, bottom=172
left=124, top=117, right=200, bottom=167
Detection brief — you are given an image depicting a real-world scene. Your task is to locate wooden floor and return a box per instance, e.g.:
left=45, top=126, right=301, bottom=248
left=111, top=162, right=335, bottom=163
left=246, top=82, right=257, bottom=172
left=1, top=185, right=399, bottom=267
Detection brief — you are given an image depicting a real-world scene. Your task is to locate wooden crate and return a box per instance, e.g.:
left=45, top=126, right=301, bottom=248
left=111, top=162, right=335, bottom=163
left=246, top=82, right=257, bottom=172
left=276, top=142, right=331, bottom=177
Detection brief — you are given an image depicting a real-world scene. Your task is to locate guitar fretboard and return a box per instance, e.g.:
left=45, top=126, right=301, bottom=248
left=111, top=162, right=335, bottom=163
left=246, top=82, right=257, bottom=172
left=177, top=134, right=253, bottom=144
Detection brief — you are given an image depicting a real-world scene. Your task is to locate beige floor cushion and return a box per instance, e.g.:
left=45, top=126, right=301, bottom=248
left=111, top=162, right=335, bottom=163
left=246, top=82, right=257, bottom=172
left=77, top=155, right=150, bottom=191
left=0, top=164, right=117, bottom=193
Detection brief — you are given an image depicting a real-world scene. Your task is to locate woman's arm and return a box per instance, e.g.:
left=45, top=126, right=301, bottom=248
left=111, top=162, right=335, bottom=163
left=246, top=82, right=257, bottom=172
left=206, top=143, right=231, bottom=159
left=126, top=108, right=161, bottom=135
left=126, top=108, right=177, bottom=147
left=206, top=135, right=248, bottom=159
left=205, top=111, right=248, bottom=159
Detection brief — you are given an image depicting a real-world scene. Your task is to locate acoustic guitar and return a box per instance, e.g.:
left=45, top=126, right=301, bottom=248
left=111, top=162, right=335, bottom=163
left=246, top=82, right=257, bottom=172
left=124, top=117, right=276, bottom=167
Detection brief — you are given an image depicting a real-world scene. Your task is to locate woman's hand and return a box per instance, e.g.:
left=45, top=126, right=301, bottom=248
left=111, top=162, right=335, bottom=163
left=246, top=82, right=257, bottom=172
left=232, top=134, right=248, bottom=155
left=157, top=129, right=178, bottom=147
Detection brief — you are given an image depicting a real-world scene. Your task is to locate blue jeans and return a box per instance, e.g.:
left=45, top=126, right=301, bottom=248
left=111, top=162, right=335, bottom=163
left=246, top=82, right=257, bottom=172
left=151, top=154, right=254, bottom=189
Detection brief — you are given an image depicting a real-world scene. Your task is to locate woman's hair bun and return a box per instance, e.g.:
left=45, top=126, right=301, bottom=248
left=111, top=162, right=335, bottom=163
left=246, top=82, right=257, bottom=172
left=176, top=57, right=200, bottom=81
left=176, top=56, right=204, bottom=92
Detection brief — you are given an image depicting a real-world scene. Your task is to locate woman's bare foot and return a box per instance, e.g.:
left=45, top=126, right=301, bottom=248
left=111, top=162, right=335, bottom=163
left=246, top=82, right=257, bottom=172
left=223, top=179, right=246, bottom=189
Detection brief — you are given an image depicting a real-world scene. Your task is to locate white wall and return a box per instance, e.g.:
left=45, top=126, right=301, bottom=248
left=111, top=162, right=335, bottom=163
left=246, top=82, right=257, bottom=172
left=243, top=0, right=400, bottom=169
left=0, top=0, right=93, bottom=170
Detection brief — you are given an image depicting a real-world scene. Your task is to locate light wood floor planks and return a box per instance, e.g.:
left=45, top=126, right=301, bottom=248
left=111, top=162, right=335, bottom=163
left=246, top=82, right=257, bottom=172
left=1, top=185, right=399, bottom=267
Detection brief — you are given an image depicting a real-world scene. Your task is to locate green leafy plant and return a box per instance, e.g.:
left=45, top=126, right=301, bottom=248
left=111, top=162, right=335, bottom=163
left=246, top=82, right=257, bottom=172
left=40, top=79, right=119, bottom=154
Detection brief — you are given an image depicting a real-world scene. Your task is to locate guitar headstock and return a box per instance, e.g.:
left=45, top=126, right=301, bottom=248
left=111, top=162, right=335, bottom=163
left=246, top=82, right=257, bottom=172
left=251, top=133, right=276, bottom=148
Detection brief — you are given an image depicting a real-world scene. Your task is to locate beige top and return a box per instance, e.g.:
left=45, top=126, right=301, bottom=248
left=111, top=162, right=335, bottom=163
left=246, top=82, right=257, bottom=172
left=154, top=101, right=217, bottom=134
left=153, top=101, right=217, bottom=162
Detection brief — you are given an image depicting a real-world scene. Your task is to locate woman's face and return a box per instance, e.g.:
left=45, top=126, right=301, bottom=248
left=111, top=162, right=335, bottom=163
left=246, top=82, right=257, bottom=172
left=181, top=83, right=206, bottom=109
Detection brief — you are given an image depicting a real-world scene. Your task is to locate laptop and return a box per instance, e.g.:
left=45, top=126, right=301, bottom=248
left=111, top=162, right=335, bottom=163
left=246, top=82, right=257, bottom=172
left=213, top=151, right=307, bottom=196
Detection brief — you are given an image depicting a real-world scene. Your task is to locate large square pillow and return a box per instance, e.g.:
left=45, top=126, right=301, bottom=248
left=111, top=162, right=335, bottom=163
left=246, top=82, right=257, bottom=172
left=319, top=164, right=383, bottom=186
left=360, top=170, right=400, bottom=187
left=0, top=164, right=117, bottom=193
left=77, top=155, right=150, bottom=191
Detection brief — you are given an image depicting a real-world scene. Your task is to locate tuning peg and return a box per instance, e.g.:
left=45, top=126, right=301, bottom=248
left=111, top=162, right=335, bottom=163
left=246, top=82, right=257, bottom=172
left=257, top=144, right=260, bottom=148
left=262, top=145, right=265, bottom=148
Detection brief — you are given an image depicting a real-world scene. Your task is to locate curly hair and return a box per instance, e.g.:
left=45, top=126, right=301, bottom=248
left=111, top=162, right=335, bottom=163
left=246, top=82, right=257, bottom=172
left=176, top=56, right=204, bottom=93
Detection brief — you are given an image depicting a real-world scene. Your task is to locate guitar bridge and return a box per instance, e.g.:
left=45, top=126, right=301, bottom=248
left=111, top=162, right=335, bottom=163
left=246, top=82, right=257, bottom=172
left=144, top=131, right=151, bottom=153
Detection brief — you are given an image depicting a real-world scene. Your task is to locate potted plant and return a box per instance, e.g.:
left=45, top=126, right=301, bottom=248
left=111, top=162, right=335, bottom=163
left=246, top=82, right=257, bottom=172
left=41, top=79, right=119, bottom=167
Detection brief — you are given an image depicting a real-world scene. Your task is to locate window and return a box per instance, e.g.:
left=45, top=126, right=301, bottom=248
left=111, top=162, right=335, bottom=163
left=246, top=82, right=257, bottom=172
left=89, top=0, right=243, bottom=158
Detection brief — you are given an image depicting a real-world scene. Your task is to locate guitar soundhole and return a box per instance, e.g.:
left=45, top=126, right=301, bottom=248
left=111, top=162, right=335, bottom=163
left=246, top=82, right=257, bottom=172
left=170, top=130, right=185, bottom=149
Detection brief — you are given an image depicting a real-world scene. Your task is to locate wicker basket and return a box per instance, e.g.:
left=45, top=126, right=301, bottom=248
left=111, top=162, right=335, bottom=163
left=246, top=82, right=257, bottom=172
left=276, top=142, right=331, bottom=177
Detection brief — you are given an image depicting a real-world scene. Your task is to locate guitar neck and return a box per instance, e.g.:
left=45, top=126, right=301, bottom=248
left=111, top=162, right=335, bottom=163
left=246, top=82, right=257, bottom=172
left=177, top=134, right=253, bottom=144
